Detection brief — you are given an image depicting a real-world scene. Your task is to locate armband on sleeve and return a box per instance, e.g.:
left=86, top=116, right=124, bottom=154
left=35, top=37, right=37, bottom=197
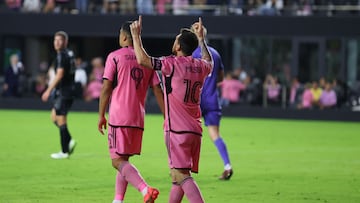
left=151, top=57, right=162, bottom=71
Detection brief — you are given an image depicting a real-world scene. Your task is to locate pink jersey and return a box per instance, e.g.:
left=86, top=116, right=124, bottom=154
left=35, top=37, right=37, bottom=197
left=152, top=55, right=212, bottom=135
left=85, top=80, right=102, bottom=99
left=319, top=90, right=337, bottom=107
left=103, top=47, right=161, bottom=128
left=302, top=89, right=313, bottom=108
left=267, top=84, right=281, bottom=99
left=219, top=79, right=246, bottom=102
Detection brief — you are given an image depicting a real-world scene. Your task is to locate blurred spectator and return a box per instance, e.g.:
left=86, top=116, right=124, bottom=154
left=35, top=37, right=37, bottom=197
left=274, top=63, right=291, bottom=88
left=75, top=0, right=88, bottom=13
left=310, top=80, right=322, bottom=107
left=90, top=57, right=104, bottom=82
left=22, top=0, right=41, bottom=12
left=263, top=74, right=281, bottom=103
left=258, top=0, right=283, bottom=15
left=43, top=0, right=74, bottom=13
left=319, top=82, right=337, bottom=109
left=137, top=0, right=154, bottom=14
left=103, top=0, right=119, bottom=14
left=289, top=77, right=301, bottom=108
left=173, top=0, right=189, bottom=15
left=84, top=74, right=102, bottom=102
left=297, top=82, right=313, bottom=109
left=218, top=72, right=246, bottom=106
left=88, top=0, right=103, bottom=13
left=332, top=78, right=345, bottom=108
left=119, top=0, right=135, bottom=14
left=228, top=0, right=243, bottom=15
left=34, top=73, right=47, bottom=96
left=319, top=76, right=326, bottom=89
left=233, top=67, right=247, bottom=82
left=5, top=0, right=22, bottom=11
left=246, top=0, right=263, bottom=15
left=74, top=57, right=88, bottom=99
left=33, top=61, right=49, bottom=96
left=155, top=0, right=170, bottom=14
left=2, top=54, right=24, bottom=97
left=189, top=0, right=207, bottom=15
left=295, top=0, right=312, bottom=16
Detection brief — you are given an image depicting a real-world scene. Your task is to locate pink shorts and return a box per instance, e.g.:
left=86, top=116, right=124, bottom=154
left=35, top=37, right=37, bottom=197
left=108, top=126, right=143, bottom=159
left=165, top=131, right=201, bottom=173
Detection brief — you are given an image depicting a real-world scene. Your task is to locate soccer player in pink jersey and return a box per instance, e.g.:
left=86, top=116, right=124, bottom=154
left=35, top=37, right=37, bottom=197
left=98, top=21, right=164, bottom=203
left=130, top=16, right=213, bottom=203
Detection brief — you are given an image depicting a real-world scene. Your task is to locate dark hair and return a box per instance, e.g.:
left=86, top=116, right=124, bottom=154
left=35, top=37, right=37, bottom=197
left=178, top=28, right=198, bottom=56
left=121, top=21, right=133, bottom=40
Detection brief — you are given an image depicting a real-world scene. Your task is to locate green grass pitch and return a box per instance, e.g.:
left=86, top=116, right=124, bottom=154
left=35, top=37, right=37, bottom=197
left=0, top=109, right=359, bottom=203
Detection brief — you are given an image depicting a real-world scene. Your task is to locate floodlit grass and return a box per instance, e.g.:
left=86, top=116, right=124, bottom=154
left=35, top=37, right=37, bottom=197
left=0, top=109, right=359, bottom=203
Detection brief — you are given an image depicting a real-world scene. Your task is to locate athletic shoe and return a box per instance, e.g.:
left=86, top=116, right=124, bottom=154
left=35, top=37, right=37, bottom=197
left=219, top=169, right=233, bottom=180
left=112, top=200, right=122, bottom=203
left=68, top=139, right=76, bottom=155
left=50, top=151, right=69, bottom=159
left=143, top=187, right=159, bottom=203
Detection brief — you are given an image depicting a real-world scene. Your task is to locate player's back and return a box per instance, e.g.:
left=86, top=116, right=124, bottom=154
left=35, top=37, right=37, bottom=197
left=161, top=56, right=212, bottom=135
left=104, top=47, right=158, bottom=128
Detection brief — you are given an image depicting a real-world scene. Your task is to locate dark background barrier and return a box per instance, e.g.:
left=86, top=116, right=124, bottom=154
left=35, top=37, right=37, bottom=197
left=2, top=13, right=360, bottom=37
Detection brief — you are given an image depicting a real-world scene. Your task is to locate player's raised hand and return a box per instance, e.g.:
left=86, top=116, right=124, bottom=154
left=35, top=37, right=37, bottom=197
left=130, top=15, right=142, bottom=37
left=192, top=17, right=205, bottom=41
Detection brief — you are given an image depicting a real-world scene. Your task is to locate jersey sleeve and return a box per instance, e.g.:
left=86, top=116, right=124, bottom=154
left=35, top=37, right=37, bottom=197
left=103, top=53, right=116, bottom=81
left=57, top=51, right=73, bottom=75
left=151, top=56, right=174, bottom=76
left=57, top=53, right=66, bottom=70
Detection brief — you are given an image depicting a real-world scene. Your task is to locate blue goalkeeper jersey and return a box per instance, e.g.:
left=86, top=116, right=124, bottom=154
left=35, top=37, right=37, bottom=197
left=192, top=46, right=224, bottom=111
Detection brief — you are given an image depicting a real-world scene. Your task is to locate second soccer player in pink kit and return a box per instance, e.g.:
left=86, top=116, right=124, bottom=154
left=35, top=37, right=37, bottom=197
left=98, top=21, right=164, bottom=203
left=131, top=16, right=213, bottom=203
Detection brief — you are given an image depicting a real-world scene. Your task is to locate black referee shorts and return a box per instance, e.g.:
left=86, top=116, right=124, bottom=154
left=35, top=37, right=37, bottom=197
left=53, top=96, right=74, bottom=116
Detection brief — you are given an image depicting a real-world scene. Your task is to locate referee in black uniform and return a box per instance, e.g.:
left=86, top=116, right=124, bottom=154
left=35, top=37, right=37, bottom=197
left=42, top=31, right=77, bottom=159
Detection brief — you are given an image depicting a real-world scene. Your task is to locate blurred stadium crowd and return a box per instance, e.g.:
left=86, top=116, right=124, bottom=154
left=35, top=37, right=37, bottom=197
left=1, top=53, right=105, bottom=102
left=218, top=67, right=355, bottom=110
left=1, top=0, right=360, bottom=112
left=2, top=0, right=360, bottom=16
left=2, top=51, right=360, bottom=111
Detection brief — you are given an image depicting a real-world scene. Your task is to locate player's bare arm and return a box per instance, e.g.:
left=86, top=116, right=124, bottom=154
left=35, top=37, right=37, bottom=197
left=130, top=16, right=153, bottom=69
left=41, top=68, right=64, bottom=102
left=192, top=18, right=213, bottom=63
left=152, top=84, right=165, bottom=117
left=98, top=79, right=112, bottom=135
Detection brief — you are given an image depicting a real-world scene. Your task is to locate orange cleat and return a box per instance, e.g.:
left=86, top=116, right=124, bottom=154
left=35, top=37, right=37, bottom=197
left=144, top=187, right=159, bottom=203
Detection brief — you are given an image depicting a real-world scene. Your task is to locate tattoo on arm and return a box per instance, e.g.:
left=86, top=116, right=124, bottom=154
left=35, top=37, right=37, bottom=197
left=199, top=40, right=211, bottom=62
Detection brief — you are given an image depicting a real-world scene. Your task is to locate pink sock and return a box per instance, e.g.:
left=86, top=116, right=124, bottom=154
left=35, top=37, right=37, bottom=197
left=169, top=183, right=184, bottom=203
left=119, top=161, right=147, bottom=192
left=114, top=171, right=128, bottom=200
left=181, top=177, right=204, bottom=203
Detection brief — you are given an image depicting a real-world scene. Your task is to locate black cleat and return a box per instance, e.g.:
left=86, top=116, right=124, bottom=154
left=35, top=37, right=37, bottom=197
left=219, top=169, right=233, bottom=180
